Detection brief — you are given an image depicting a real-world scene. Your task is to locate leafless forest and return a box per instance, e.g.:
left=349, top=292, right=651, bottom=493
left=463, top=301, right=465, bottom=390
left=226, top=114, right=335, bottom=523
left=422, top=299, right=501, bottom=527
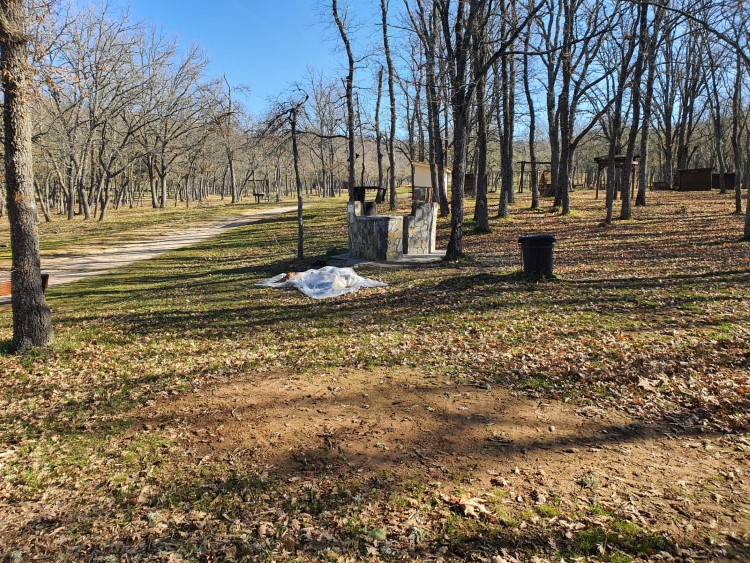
left=4, top=0, right=750, bottom=238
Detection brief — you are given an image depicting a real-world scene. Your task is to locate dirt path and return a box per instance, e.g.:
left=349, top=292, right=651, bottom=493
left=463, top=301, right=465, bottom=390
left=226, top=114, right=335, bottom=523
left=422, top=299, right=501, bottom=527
left=0, top=205, right=296, bottom=303
left=130, top=367, right=750, bottom=560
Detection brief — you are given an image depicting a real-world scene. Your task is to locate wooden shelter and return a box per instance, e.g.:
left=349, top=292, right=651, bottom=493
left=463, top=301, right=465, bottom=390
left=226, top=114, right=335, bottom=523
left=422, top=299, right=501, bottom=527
left=517, top=161, right=553, bottom=195
left=593, top=155, right=640, bottom=200
left=411, top=161, right=451, bottom=202
left=711, top=172, right=735, bottom=191
left=675, top=168, right=713, bottom=191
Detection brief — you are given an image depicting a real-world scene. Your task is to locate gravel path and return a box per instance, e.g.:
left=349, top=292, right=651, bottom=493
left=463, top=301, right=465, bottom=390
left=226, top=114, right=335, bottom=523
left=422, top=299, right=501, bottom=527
left=1, top=205, right=297, bottom=303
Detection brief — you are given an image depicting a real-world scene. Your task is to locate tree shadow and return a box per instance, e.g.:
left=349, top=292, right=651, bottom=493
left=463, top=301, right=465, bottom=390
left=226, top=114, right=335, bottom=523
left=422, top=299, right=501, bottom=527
left=14, top=375, right=743, bottom=560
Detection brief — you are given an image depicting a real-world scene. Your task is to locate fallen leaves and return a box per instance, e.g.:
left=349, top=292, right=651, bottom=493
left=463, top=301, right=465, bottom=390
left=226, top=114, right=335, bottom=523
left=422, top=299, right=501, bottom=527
left=440, top=493, right=497, bottom=522
left=0, top=192, right=748, bottom=560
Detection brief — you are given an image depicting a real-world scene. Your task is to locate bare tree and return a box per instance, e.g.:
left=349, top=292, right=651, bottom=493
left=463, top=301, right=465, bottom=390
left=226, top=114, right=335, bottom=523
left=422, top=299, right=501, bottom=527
left=405, top=0, right=450, bottom=215
left=137, top=40, right=208, bottom=209
left=332, top=0, right=356, bottom=197
left=496, top=0, right=518, bottom=219
left=265, top=90, right=310, bottom=258
left=730, top=49, right=744, bottom=214
left=603, top=5, right=638, bottom=224
left=304, top=70, right=345, bottom=197
left=635, top=0, right=665, bottom=207
left=619, top=0, right=649, bottom=220
left=380, top=0, right=398, bottom=210
left=207, top=76, right=247, bottom=205
left=1, top=0, right=54, bottom=349
left=521, top=6, right=539, bottom=209
left=435, top=0, right=537, bottom=258
left=472, top=16, right=490, bottom=231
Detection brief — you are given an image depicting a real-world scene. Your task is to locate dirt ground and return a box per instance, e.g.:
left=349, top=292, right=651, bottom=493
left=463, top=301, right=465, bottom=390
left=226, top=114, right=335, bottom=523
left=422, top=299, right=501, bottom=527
left=134, top=367, right=750, bottom=560
left=2, top=191, right=748, bottom=561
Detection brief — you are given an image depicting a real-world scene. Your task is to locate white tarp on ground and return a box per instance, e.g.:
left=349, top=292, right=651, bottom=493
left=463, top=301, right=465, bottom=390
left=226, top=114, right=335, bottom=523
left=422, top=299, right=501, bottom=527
left=256, top=266, right=386, bottom=299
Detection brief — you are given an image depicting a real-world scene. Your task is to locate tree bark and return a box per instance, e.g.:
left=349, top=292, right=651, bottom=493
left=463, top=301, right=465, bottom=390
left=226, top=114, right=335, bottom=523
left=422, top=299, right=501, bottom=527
left=473, top=40, right=489, bottom=231
left=332, top=0, right=356, bottom=197
left=1, top=0, right=54, bottom=350
left=290, top=107, right=305, bottom=260
left=522, top=23, right=539, bottom=209
left=620, top=1, right=648, bottom=220
left=636, top=5, right=661, bottom=207
left=380, top=0, right=398, bottom=211
left=375, top=67, right=384, bottom=199
left=731, top=52, right=743, bottom=214
left=556, top=0, right=573, bottom=215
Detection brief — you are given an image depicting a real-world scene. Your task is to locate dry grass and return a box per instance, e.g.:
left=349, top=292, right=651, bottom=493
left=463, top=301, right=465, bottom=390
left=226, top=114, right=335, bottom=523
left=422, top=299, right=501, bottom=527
left=0, top=189, right=748, bottom=561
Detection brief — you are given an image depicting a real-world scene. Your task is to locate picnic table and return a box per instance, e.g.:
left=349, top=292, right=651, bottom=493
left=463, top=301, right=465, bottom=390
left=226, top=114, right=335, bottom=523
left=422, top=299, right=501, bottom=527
left=351, top=186, right=387, bottom=204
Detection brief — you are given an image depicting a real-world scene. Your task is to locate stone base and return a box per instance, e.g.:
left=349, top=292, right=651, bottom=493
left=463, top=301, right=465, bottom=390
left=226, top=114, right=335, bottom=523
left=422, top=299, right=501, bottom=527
left=347, top=202, right=404, bottom=261
left=404, top=202, right=438, bottom=255
left=347, top=201, right=440, bottom=262
left=330, top=250, right=446, bottom=267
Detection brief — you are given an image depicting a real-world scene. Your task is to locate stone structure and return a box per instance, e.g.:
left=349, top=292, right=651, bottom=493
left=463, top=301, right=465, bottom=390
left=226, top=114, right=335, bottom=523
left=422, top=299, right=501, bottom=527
left=347, top=201, right=438, bottom=261
left=404, top=201, right=437, bottom=255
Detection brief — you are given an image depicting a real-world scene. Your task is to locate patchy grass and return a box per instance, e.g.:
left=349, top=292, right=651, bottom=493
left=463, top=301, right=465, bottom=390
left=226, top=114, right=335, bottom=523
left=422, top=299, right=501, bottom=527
left=0, top=190, right=749, bottom=561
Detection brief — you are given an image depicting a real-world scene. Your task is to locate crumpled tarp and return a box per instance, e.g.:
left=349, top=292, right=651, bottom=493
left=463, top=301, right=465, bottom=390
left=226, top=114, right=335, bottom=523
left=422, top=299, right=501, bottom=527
left=256, top=266, right=386, bottom=299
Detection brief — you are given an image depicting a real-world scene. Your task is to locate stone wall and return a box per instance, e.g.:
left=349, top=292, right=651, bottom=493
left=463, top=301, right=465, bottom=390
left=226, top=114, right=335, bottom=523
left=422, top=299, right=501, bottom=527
left=404, top=202, right=438, bottom=255
left=347, top=202, right=404, bottom=261
left=347, top=201, right=438, bottom=261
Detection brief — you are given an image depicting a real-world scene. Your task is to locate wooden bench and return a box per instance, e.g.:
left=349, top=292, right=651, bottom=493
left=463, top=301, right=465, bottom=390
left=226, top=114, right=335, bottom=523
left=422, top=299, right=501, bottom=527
left=0, top=273, right=50, bottom=298
left=252, top=192, right=271, bottom=204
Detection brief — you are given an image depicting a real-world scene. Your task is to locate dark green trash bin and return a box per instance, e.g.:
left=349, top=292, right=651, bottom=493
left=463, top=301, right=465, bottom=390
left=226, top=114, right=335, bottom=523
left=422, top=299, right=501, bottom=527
left=518, top=234, right=556, bottom=276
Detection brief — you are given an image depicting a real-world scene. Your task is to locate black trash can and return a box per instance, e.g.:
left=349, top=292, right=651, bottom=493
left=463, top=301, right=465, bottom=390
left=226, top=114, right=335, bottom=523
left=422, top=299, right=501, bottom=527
left=518, top=234, right=556, bottom=276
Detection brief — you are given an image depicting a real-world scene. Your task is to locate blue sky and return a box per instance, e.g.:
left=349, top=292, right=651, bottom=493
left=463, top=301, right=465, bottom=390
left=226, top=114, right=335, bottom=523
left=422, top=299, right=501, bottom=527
left=126, top=0, right=353, bottom=113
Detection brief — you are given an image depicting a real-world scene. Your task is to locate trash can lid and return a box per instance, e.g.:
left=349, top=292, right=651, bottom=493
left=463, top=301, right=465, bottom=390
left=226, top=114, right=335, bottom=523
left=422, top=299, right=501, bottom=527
left=518, top=234, right=556, bottom=244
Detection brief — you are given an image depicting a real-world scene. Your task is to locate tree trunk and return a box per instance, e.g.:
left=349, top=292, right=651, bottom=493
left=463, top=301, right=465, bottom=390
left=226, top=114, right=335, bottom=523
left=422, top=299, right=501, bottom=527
left=499, top=49, right=516, bottom=216
left=731, top=52, right=743, bottom=214
left=159, top=174, right=167, bottom=209
left=425, top=5, right=448, bottom=215
left=228, top=150, right=237, bottom=204
left=494, top=61, right=510, bottom=218
left=473, top=43, right=489, bottom=231
left=636, top=11, right=659, bottom=207
left=556, top=0, right=573, bottom=215
left=447, top=99, right=469, bottom=259
left=620, top=2, right=648, bottom=220
left=375, top=68, right=384, bottom=200
left=356, top=94, right=366, bottom=187
left=34, top=181, right=51, bottom=223
left=522, top=30, right=539, bottom=209
left=380, top=0, right=398, bottom=211
left=98, top=174, right=111, bottom=221
left=332, top=0, right=356, bottom=198
left=745, top=126, right=750, bottom=238
left=77, top=181, right=91, bottom=220
left=1, top=0, right=54, bottom=350
left=67, top=164, right=75, bottom=219
left=291, top=107, right=304, bottom=260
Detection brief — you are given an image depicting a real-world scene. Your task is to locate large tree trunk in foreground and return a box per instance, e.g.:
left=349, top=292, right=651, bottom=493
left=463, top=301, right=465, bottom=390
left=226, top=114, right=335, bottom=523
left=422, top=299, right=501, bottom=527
left=447, top=104, right=469, bottom=259
left=745, top=129, right=750, bottom=239
left=2, top=0, right=54, bottom=350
